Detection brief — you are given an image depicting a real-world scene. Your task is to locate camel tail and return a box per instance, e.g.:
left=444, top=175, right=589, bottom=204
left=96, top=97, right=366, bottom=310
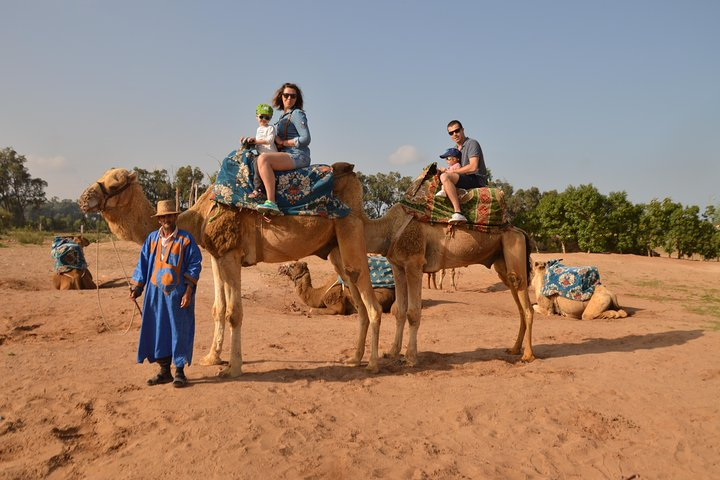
left=517, top=227, right=532, bottom=282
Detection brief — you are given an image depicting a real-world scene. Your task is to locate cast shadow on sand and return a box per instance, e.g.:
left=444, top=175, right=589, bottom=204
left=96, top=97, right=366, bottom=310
left=535, top=329, right=704, bottom=358
left=465, top=282, right=509, bottom=293
left=98, top=278, right=131, bottom=289
left=191, top=329, right=703, bottom=385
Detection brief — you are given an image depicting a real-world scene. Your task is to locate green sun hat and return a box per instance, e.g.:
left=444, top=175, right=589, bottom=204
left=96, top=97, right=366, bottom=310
left=256, top=103, right=273, bottom=117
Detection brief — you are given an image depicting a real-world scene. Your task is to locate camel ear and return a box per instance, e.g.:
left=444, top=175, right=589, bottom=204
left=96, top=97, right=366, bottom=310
left=128, top=171, right=138, bottom=182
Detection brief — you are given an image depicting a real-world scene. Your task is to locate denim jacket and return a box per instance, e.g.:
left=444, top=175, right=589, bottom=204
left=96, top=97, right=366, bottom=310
left=275, top=108, right=311, bottom=158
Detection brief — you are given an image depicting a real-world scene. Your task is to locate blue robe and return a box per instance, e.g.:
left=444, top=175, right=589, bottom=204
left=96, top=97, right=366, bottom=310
left=131, top=229, right=202, bottom=368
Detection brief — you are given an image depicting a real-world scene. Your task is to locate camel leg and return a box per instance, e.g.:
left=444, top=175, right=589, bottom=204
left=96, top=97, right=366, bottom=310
left=386, top=265, right=408, bottom=359
left=215, top=251, right=244, bottom=377
left=199, top=256, right=226, bottom=366
left=404, top=266, right=425, bottom=366
left=494, top=253, right=535, bottom=362
left=351, top=270, right=382, bottom=373
left=439, top=269, right=445, bottom=290
left=582, top=290, right=628, bottom=320
left=328, top=249, right=370, bottom=368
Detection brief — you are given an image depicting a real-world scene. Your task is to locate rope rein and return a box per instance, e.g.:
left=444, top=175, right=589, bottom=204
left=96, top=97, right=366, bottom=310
left=94, top=219, right=140, bottom=335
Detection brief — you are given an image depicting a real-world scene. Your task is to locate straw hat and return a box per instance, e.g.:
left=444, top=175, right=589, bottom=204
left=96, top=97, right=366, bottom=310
left=152, top=200, right=181, bottom=217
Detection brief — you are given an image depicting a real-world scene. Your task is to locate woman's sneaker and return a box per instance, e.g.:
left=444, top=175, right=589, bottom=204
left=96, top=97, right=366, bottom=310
left=448, top=212, right=467, bottom=225
left=257, top=200, right=283, bottom=216
left=435, top=188, right=447, bottom=198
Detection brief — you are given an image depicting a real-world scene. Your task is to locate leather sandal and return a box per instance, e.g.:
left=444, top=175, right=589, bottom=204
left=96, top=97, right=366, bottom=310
left=147, top=371, right=173, bottom=386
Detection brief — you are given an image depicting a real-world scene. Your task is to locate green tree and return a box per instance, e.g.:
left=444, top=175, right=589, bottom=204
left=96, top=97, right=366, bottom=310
left=26, top=197, right=88, bottom=232
left=640, top=199, right=681, bottom=257
left=562, top=184, right=609, bottom=253
left=666, top=205, right=703, bottom=259
left=606, top=191, right=644, bottom=254
left=358, top=171, right=412, bottom=219
left=175, top=166, right=208, bottom=208
left=535, top=190, right=575, bottom=253
left=133, top=167, right=173, bottom=206
left=0, top=147, right=47, bottom=226
left=505, top=187, right=543, bottom=243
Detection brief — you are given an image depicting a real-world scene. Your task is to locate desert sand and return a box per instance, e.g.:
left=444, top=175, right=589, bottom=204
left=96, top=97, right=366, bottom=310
left=1, top=240, right=719, bottom=479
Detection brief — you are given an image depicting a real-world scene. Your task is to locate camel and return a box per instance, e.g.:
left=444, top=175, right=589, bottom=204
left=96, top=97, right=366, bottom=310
left=361, top=203, right=535, bottom=365
left=426, top=268, right=458, bottom=291
left=78, top=164, right=383, bottom=377
left=531, top=260, right=628, bottom=320
left=52, top=236, right=97, bottom=290
left=278, top=260, right=396, bottom=315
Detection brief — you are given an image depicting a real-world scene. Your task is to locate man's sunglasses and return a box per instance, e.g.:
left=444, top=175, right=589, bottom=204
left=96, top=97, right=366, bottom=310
left=448, top=127, right=462, bottom=136
left=258, top=115, right=271, bottom=121
left=282, top=93, right=297, bottom=99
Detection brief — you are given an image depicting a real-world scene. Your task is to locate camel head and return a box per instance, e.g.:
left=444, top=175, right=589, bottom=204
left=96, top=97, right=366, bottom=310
left=278, top=261, right=310, bottom=282
left=66, top=235, right=90, bottom=248
left=531, top=260, right=547, bottom=280
left=78, top=168, right=139, bottom=214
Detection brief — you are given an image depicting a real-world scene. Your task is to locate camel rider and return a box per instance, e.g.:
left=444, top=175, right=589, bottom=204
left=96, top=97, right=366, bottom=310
left=439, top=120, right=488, bottom=224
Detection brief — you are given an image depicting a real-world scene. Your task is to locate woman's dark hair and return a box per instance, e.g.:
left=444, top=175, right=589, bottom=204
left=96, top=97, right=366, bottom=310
left=272, top=83, right=304, bottom=110
left=447, top=119, right=463, bottom=130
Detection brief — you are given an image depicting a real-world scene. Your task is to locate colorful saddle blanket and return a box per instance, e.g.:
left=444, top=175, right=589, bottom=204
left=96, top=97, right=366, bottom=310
left=541, top=259, right=600, bottom=301
left=51, top=237, right=87, bottom=273
left=338, top=255, right=395, bottom=289
left=211, top=149, right=351, bottom=218
left=398, top=163, right=509, bottom=232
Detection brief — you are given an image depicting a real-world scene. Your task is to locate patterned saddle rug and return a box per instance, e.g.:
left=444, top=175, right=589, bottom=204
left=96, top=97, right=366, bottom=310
left=51, top=237, right=87, bottom=273
left=398, top=163, right=509, bottom=232
left=211, top=149, right=351, bottom=218
left=541, top=259, right=601, bottom=301
left=338, top=255, right=395, bottom=289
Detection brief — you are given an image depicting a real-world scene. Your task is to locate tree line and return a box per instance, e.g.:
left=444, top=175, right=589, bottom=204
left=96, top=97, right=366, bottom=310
left=2, top=146, right=719, bottom=260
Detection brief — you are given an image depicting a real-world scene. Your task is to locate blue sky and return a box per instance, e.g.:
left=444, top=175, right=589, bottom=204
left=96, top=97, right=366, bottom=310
left=1, top=0, right=718, bottom=209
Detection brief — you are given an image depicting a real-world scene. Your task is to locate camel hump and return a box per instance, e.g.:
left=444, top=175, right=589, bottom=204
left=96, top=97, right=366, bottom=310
left=332, top=162, right=355, bottom=175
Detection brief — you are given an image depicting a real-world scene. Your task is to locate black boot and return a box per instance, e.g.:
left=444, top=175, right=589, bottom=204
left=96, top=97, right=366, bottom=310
left=147, top=356, right=173, bottom=386
left=173, top=366, right=188, bottom=388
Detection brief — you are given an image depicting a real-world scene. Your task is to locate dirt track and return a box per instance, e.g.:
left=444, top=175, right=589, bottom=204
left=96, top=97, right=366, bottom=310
left=1, top=241, right=719, bottom=479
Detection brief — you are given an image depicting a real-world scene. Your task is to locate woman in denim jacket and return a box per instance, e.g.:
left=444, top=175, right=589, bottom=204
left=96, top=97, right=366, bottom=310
left=256, top=82, right=311, bottom=215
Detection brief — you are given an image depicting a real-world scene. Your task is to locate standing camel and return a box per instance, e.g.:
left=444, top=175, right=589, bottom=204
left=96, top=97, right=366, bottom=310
left=361, top=203, right=535, bottom=365
left=78, top=163, right=383, bottom=376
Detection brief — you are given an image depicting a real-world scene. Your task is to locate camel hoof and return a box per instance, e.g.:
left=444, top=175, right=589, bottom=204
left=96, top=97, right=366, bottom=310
left=218, top=365, right=242, bottom=378
left=346, top=357, right=362, bottom=367
left=199, top=354, right=223, bottom=366
left=365, top=362, right=379, bottom=374
left=520, top=354, right=536, bottom=363
left=404, top=356, right=418, bottom=367
left=506, top=347, right=521, bottom=356
left=382, top=350, right=401, bottom=359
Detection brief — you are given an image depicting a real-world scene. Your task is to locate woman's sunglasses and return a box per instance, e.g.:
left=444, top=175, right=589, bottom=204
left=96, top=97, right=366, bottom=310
left=282, top=93, right=297, bottom=99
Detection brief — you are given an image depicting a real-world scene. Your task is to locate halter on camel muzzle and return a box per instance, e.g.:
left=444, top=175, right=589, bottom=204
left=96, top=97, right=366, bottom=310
left=95, top=180, right=132, bottom=211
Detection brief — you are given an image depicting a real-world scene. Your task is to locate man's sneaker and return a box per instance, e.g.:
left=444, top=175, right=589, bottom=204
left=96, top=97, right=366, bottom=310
left=257, top=200, right=283, bottom=216
left=448, top=212, right=467, bottom=225
left=435, top=188, right=447, bottom=198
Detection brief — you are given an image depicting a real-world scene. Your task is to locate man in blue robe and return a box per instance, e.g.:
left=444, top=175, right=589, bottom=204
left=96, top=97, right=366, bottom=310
left=130, top=200, right=202, bottom=388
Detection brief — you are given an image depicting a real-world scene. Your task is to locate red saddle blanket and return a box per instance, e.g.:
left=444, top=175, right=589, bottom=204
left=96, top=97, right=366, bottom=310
left=398, top=163, right=510, bottom=232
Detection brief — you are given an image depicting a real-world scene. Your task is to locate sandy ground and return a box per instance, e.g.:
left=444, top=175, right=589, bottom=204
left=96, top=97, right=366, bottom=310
left=1, top=239, right=719, bottom=479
